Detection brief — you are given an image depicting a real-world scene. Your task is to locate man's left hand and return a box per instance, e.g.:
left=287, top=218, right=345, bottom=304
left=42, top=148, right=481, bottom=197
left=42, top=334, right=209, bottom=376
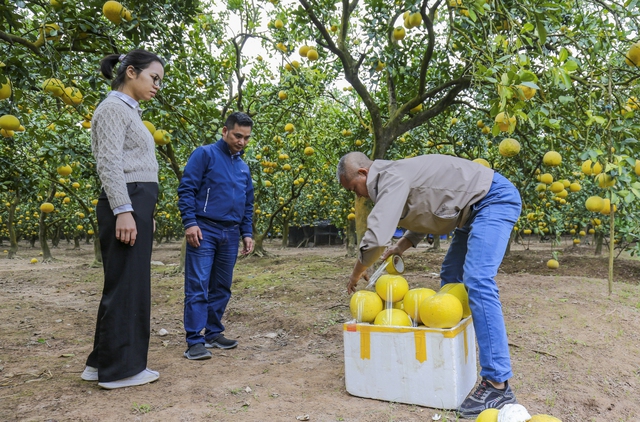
left=241, top=236, right=254, bottom=255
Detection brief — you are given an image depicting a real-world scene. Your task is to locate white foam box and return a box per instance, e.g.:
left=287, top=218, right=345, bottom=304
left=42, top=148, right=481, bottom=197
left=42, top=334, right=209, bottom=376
left=343, top=317, right=477, bottom=410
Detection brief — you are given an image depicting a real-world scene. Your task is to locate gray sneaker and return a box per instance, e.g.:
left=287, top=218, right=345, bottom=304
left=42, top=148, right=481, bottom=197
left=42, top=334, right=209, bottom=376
left=205, top=334, right=238, bottom=349
left=457, top=378, right=517, bottom=418
left=184, top=343, right=212, bottom=360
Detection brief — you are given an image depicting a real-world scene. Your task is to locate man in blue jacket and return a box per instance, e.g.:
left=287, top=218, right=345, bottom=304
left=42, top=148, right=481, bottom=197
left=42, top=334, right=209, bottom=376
left=178, top=112, right=255, bottom=360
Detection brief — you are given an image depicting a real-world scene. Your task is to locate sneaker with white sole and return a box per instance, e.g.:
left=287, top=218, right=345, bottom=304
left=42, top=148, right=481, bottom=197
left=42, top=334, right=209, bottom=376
left=81, top=366, right=98, bottom=381
left=204, top=334, right=238, bottom=349
left=97, top=368, right=159, bottom=390
left=457, top=378, right=517, bottom=418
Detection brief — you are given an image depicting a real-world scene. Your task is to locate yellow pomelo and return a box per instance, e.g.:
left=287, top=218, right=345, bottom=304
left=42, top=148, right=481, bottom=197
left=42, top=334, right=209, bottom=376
left=143, top=120, right=156, bottom=134
left=284, top=123, right=294, bottom=133
left=557, top=189, right=568, bottom=198
left=473, top=158, right=491, bottom=168
left=523, top=229, right=532, bottom=235
left=595, top=173, right=615, bottom=188
left=498, top=138, right=520, bottom=157
left=274, top=19, right=284, bottom=29
left=635, top=159, right=640, bottom=177
left=548, top=181, right=563, bottom=193
left=439, top=283, right=471, bottom=318
left=516, top=84, right=536, bottom=100
left=542, top=151, right=562, bottom=166
left=547, top=259, right=559, bottom=269
left=419, top=293, right=463, bottom=329
left=81, top=120, right=91, bottom=129
left=539, top=173, right=553, bottom=184
left=375, top=274, right=409, bottom=303
left=298, top=45, right=310, bottom=56
left=40, top=202, right=55, bottom=213
left=392, top=26, right=406, bottom=41
left=61, top=86, right=83, bottom=105
left=625, top=41, right=640, bottom=66
left=585, top=196, right=604, bottom=212
left=103, top=1, right=129, bottom=24
left=0, top=114, right=20, bottom=130
left=42, top=78, right=65, bottom=96
left=600, top=198, right=616, bottom=215
left=347, top=212, right=355, bottom=220
left=306, top=49, right=319, bottom=61
left=495, top=112, right=516, bottom=131
left=153, top=129, right=171, bottom=146
left=409, top=12, right=422, bottom=27
left=57, top=164, right=72, bottom=176
left=475, top=408, right=500, bottom=422
left=278, top=90, right=287, bottom=100
left=349, top=290, right=383, bottom=323
left=1, top=129, right=14, bottom=138
left=591, top=161, right=602, bottom=175
left=535, top=183, right=546, bottom=192
left=528, top=415, right=562, bottom=422
left=30, top=258, right=38, bottom=264
left=373, top=308, right=412, bottom=326
left=0, top=80, right=11, bottom=99
left=403, top=288, right=436, bottom=324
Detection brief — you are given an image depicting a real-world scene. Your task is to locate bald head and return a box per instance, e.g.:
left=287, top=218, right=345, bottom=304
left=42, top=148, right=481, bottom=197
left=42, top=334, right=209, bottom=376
left=336, top=152, right=373, bottom=184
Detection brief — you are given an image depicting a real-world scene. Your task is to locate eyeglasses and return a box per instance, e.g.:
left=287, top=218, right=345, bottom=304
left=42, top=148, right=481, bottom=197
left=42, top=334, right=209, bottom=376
left=132, top=66, right=163, bottom=88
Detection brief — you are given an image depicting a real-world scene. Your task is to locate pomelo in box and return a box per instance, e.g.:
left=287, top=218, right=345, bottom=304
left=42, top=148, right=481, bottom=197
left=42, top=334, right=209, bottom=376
left=349, top=291, right=383, bottom=323
left=375, top=274, right=409, bottom=303
left=373, top=308, right=411, bottom=326
left=403, top=288, right=436, bottom=324
left=419, top=293, right=463, bottom=328
left=439, top=283, right=471, bottom=318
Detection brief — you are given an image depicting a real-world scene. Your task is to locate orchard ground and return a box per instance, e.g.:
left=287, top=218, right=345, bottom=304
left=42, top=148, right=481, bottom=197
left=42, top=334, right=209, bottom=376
left=1, top=236, right=639, bottom=422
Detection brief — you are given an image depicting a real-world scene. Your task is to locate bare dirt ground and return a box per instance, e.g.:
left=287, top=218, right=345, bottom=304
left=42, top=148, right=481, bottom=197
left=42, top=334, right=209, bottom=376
left=1, top=236, right=639, bottom=422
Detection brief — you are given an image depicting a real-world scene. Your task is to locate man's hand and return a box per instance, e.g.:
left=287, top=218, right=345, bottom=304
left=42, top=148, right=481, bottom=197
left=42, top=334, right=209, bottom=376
left=241, top=236, right=254, bottom=255
left=347, top=260, right=370, bottom=295
left=115, top=212, right=137, bottom=246
left=185, top=226, right=203, bottom=248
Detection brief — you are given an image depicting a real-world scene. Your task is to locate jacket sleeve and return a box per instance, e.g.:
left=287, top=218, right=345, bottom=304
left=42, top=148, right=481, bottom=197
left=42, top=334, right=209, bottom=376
left=240, top=168, right=254, bottom=238
left=359, top=170, right=411, bottom=268
left=178, top=147, right=206, bottom=229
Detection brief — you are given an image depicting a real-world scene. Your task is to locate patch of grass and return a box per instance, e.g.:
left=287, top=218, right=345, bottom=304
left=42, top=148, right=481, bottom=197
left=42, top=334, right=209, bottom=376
left=132, top=402, right=152, bottom=414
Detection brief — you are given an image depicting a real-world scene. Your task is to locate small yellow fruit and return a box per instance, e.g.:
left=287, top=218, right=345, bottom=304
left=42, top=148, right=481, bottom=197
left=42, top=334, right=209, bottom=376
left=549, top=181, right=564, bottom=193
left=0, top=114, right=20, bottom=131
left=274, top=19, right=284, bottom=29
left=373, top=308, right=412, bottom=326
left=495, top=112, right=516, bottom=131
left=569, top=182, right=581, bottom=192
left=30, top=258, right=38, bottom=264
left=0, top=80, right=11, bottom=100
left=542, top=151, right=562, bottom=166
left=375, top=274, right=409, bottom=303
left=591, top=161, right=603, bottom=175
left=264, top=180, right=272, bottom=187
left=409, top=12, right=422, bottom=27
left=600, top=198, right=616, bottom=215
left=91, top=199, right=99, bottom=206
left=278, top=90, right=287, bottom=100
left=63, top=197, right=71, bottom=204
left=40, top=202, right=55, bottom=213
left=475, top=408, right=500, bottom=422
left=306, top=49, right=319, bottom=61
left=498, top=138, right=521, bottom=157
left=72, top=182, right=80, bottom=188
left=103, top=1, right=129, bottom=25
left=347, top=213, right=356, bottom=220
left=284, top=123, right=294, bottom=133
left=516, top=84, right=536, bottom=100
left=42, top=78, right=65, bottom=96
left=540, top=173, right=553, bottom=184
left=635, top=159, right=640, bottom=177
left=299, top=45, right=310, bottom=56
left=349, top=290, right=383, bottom=323
left=81, top=120, right=91, bottom=129
left=419, top=293, right=463, bottom=329
left=1, top=129, right=14, bottom=138
left=473, top=158, right=491, bottom=168
left=143, top=120, right=156, bottom=134
left=61, top=86, right=83, bottom=106
left=523, top=229, right=532, bottom=235
left=374, top=61, right=385, bottom=72
left=304, top=146, right=314, bottom=156
left=392, top=26, right=406, bottom=41
left=153, top=129, right=171, bottom=146
left=625, top=41, right=640, bottom=66
left=57, top=164, right=72, bottom=176
left=573, top=238, right=581, bottom=244
left=403, top=288, right=437, bottom=324
left=547, top=259, right=559, bottom=269
left=595, top=173, right=616, bottom=188
left=477, top=120, right=485, bottom=128
left=87, top=229, right=95, bottom=235
left=585, top=196, right=605, bottom=212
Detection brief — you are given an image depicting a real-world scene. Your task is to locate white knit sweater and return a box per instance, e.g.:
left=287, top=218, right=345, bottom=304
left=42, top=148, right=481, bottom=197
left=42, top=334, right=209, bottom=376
left=91, top=95, right=158, bottom=210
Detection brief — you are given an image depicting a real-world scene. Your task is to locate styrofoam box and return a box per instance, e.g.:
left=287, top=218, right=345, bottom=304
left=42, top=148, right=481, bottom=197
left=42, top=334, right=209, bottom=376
left=343, top=317, right=477, bottom=410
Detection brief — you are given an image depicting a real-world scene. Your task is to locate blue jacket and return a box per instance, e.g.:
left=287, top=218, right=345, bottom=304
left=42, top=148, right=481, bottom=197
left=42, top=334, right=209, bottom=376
left=178, top=139, right=254, bottom=238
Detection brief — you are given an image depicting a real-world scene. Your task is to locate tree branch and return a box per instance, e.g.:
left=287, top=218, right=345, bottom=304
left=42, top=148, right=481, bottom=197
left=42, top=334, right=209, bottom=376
left=0, top=30, right=44, bottom=56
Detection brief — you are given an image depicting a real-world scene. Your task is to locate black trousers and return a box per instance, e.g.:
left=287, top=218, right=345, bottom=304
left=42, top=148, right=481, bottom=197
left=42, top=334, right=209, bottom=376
left=86, top=182, right=158, bottom=382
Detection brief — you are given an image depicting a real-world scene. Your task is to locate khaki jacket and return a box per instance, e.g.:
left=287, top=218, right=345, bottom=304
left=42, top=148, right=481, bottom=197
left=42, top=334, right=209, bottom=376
left=359, top=155, right=494, bottom=267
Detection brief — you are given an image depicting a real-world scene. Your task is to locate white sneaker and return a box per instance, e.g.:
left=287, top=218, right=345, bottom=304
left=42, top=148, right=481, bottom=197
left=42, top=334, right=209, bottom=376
left=82, top=366, right=158, bottom=382
left=81, top=366, right=98, bottom=381
left=98, top=369, right=159, bottom=390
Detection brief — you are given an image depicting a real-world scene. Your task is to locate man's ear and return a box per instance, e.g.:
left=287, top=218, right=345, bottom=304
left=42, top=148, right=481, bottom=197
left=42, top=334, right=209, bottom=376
left=357, top=168, right=369, bottom=177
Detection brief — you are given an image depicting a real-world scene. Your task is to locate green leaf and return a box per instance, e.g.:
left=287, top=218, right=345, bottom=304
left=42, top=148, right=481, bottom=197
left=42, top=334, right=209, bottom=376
left=564, top=60, right=579, bottom=72
left=559, top=95, right=575, bottom=103
left=535, top=14, right=547, bottom=45
left=559, top=48, right=569, bottom=62
left=522, top=22, right=535, bottom=33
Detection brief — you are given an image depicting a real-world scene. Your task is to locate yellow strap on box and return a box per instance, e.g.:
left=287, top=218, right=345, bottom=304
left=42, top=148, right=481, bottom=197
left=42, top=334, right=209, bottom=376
left=414, top=331, right=427, bottom=363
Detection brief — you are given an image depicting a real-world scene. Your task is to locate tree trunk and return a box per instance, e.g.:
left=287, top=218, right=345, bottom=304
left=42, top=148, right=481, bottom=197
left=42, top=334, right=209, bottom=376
left=38, top=213, right=53, bottom=261
left=92, top=235, right=102, bottom=267
left=345, top=219, right=357, bottom=256
left=505, top=230, right=515, bottom=256
left=29, top=235, right=37, bottom=248
left=73, top=236, right=80, bottom=249
left=594, top=231, right=604, bottom=255
left=52, top=225, right=61, bottom=247
left=7, top=199, right=18, bottom=259
left=253, top=232, right=266, bottom=256
left=432, top=235, right=441, bottom=251
left=281, top=220, right=289, bottom=248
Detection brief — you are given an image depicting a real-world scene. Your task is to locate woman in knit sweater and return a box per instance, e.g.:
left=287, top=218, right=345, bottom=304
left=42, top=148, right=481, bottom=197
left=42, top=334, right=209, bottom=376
left=81, top=49, right=164, bottom=389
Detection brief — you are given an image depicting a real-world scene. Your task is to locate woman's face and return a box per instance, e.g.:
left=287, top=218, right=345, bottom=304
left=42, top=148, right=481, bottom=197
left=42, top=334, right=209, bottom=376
left=124, top=61, right=164, bottom=102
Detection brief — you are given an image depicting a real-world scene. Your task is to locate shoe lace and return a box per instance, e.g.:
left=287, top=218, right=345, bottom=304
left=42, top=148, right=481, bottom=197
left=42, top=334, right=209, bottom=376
left=471, top=380, right=489, bottom=399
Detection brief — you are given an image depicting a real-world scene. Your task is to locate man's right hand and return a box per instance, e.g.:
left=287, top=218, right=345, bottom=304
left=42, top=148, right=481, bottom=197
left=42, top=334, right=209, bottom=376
left=185, top=226, right=203, bottom=248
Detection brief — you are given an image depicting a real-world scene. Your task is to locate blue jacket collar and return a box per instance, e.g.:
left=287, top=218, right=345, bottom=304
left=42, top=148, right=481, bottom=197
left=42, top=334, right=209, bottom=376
left=216, top=138, right=244, bottom=157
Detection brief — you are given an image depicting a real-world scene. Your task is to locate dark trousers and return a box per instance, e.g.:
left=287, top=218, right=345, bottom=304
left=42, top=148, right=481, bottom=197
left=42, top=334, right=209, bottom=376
left=86, top=182, right=158, bottom=382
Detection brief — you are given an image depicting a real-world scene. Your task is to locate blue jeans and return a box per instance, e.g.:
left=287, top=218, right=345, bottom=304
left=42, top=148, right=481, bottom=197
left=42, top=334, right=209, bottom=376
left=440, top=172, right=521, bottom=383
left=184, top=219, right=240, bottom=347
